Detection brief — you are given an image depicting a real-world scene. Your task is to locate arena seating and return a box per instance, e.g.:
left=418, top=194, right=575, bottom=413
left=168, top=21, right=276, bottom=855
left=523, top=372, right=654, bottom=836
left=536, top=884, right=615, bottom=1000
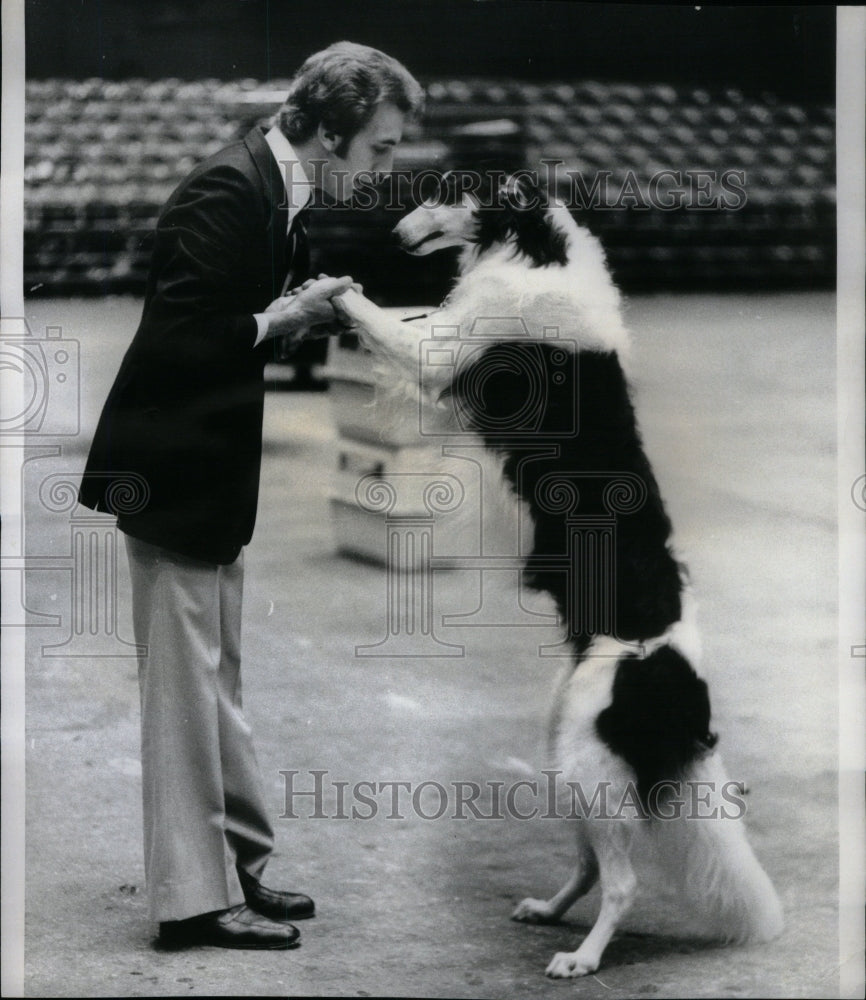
left=24, top=77, right=834, bottom=297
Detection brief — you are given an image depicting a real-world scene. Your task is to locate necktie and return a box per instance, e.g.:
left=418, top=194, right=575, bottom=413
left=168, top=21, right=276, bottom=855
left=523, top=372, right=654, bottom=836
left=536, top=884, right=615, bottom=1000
left=275, top=209, right=313, bottom=361
left=281, top=209, right=311, bottom=295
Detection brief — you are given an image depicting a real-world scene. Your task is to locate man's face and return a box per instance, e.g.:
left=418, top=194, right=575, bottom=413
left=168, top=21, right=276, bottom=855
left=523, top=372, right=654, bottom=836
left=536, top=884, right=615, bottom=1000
left=323, top=101, right=406, bottom=202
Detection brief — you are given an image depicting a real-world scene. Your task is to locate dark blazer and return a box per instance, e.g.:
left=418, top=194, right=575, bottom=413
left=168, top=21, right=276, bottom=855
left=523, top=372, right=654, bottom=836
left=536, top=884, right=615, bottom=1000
left=79, top=126, right=301, bottom=564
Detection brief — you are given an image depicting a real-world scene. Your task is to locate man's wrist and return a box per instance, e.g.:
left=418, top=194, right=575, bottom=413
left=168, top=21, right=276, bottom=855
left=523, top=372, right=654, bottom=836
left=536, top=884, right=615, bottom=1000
left=253, top=313, right=270, bottom=346
left=253, top=311, right=293, bottom=347
left=254, top=300, right=304, bottom=346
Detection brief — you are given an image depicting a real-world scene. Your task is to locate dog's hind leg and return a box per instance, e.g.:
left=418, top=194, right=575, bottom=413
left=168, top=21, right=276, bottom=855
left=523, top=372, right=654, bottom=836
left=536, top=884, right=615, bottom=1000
left=512, top=838, right=599, bottom=924
left=544, top=823, right=637, bottom=978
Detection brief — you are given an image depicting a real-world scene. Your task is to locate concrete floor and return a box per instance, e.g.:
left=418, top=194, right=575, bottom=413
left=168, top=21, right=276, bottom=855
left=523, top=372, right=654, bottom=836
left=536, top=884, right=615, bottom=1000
left=16, top=291, right=846, bottom=996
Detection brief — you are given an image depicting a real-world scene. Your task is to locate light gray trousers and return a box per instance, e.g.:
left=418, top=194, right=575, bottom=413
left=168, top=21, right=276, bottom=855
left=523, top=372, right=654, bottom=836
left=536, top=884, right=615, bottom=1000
left=124, top=534, right=273, bottom=922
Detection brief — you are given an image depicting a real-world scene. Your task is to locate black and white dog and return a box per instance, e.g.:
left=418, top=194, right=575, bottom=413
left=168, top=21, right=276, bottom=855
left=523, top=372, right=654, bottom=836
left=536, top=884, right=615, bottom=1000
left=334, top=172, right=783, bottom=977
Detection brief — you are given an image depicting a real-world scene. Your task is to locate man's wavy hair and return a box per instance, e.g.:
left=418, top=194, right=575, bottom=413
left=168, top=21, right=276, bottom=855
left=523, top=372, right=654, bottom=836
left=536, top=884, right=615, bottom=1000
left=276, top=42, right=424, bottom=150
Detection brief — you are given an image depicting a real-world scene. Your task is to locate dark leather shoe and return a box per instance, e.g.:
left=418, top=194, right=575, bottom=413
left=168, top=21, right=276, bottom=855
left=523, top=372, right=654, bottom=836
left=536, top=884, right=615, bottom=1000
left=158, top=904, right=300, bottom=950
left=238, top=869, right=315, bottom=921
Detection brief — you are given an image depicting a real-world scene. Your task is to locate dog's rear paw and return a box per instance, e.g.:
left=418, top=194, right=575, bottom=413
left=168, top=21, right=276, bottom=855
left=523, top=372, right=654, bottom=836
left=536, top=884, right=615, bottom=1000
left=545, top=951, right=598, bottom=978
left=512, top=897, right=558, bottom=923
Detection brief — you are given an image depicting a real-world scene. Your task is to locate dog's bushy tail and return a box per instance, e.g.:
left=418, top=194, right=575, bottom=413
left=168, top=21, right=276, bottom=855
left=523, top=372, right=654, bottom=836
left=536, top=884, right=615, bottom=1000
left=658, top=752, right=784, bottom=944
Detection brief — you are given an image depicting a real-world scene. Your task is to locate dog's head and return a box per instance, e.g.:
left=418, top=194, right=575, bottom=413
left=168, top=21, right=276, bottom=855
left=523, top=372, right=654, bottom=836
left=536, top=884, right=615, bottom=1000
left=393, top=170, right=569, bottom=268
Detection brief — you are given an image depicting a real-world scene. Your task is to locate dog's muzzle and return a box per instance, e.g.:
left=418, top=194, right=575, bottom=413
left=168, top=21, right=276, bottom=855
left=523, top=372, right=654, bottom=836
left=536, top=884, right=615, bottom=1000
left=401, top=230, right=445, bottom=254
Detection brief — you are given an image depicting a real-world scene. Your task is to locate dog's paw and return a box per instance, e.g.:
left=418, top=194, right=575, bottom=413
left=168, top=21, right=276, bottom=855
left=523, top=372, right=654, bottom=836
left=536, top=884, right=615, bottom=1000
left=512, top=897, right=558, bottom=923
left=545, top=950, right=598, bottom=978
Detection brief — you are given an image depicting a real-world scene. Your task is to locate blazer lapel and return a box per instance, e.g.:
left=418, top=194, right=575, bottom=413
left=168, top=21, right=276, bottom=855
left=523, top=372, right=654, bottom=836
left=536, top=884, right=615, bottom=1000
left=244, top=126, right=291, bottom=295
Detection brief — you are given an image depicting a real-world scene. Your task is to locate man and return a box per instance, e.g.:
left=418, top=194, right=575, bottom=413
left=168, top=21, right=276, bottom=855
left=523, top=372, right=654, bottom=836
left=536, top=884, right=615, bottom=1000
left=78, top=42, right=423, bottom=950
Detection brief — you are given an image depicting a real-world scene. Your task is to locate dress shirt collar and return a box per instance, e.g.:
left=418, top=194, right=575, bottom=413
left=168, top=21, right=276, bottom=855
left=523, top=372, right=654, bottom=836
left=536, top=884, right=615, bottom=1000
left=264, top=125, right=313, bottom=232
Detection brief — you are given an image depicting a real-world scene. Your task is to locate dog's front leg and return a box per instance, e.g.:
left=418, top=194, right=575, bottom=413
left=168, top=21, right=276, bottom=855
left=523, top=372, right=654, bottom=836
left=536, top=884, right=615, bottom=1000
left=512, top=839, right=598, bottom=924
left=333, top=289, right=427, bottom=381
left=545, top=825, right=636, bottom=978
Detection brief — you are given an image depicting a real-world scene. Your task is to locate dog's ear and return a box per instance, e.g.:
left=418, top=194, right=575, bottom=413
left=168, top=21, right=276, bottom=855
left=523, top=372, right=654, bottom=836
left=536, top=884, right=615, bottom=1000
left=499, top=173, right=542, bottom=213
left=461, top=188, right=484, bottom=210
left=433, top=169, right=486, bottom=209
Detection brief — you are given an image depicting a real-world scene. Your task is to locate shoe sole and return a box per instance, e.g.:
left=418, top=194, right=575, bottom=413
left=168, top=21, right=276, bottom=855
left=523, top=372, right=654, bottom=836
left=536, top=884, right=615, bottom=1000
left=157, top=937, right=301, bottom=951
left=157, top=930, right=301, bottom=950
left=208, top=938, right=301, bottom=950
left=248, top=907, right=315, bottom=921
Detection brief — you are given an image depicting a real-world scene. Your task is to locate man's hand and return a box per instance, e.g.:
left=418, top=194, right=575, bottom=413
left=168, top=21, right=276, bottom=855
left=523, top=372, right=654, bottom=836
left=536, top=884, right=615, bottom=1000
left=283, top=274, right=364, bottom=300
left=262, top=275, right=359, bottom=341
